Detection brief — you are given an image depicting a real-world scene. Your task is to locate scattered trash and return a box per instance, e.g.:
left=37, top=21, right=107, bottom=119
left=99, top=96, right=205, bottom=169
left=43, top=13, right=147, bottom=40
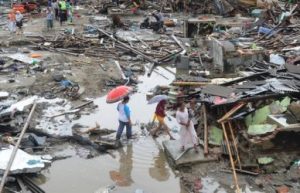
left=0, top=145, right=51, bottom=175
left=0, top=0, right=300, bottom=192
left=248, top=124, right=277, bottom=136
left=257, top=157, right=274, bottom=165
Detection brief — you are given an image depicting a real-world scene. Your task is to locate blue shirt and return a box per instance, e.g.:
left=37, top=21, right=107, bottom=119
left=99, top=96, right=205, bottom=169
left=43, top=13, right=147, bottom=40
left=117, top=103, right=131, bottom=122
left=47, top=12, right=53, bottom=20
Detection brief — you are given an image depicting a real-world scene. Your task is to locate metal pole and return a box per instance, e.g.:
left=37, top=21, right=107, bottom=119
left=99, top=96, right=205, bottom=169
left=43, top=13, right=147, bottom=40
left=0, top=103, right=37, bottom=193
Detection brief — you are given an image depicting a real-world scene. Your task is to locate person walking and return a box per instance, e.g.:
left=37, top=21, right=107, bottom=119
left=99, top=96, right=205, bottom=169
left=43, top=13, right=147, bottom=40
left=48, top=0, right=52, bottom=7
left=116, top=96, right=132, bottom=140
left=67, top=1, right=73, bottom=24
left=15, top=11, right=23, bottom=35
left=7, top=10, right=16, bottom=34
left=150, top=100, right=175, bottom=140
left=46, top=8, right=54, bottom=31
left=52, top=0, right=59, bottom=20
left=131, top=0, right=141, bottom=14
left=176, top=102, right=198, bottom=153
left=58, top=0, right=67, bottom=26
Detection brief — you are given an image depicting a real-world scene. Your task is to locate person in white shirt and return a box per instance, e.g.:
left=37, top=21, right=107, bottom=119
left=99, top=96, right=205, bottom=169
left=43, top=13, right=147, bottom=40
left=52, top=0, right=59, bottom=20
left=116, top=96, right=132, bottom=140
left=15, top=11, right=23, bottom=35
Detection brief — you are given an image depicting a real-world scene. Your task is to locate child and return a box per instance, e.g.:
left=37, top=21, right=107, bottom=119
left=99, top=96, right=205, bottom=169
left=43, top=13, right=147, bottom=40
left=7, top=10, right=16, bottom=34
left=46, top=8, right=54, bottom=31
left=15, top=11, right=23, bottom=35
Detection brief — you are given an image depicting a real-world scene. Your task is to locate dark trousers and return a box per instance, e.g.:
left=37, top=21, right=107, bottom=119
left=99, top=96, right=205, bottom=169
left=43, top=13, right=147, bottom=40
left=152, top=21, right=163, bottom=32
left=55, top=8, right=59, bottom=20
left=47, top=19, right=53, bottom=29
left=116, top=120, right=132, bottom=140
left=60, top=10, right=67, bottom=25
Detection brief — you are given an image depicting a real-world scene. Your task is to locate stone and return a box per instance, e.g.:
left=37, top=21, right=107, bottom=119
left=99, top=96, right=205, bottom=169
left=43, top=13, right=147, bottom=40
left=162, top=140, right=217, bottom=166
left=254, top=178, right=264, bottom=188
left=288, top=164, right=300, bottom=182
left=52, top=73, right=64, bottom=82
left=0, top=91, right=9, bottom=99
left=176, top=55, right=190, bottom=70
left=276, top=185, right=289, bottom=193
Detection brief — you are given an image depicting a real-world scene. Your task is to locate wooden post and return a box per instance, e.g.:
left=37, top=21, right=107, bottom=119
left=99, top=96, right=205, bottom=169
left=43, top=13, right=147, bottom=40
left=203, top=104, right=208, bottom=155
left=221, top=122, right=241, bottom=193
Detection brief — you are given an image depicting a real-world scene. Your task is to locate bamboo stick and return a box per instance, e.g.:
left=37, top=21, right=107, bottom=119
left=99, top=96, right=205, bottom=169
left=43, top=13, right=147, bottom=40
left=221, top=122, right=241, bottom=193
left=0, top=103, right=37, bottom=193
left=228, top=122, right=242, bottom=170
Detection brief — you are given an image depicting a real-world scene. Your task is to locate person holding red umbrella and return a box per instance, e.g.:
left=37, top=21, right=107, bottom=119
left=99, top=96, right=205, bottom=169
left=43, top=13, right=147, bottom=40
left=116, top=96, right=132, bottom=140
left=106, top=85, right=133, bottom=140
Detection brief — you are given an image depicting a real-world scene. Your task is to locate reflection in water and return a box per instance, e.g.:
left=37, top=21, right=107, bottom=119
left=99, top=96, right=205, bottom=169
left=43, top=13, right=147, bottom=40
left=110, top=144, right=133, bottom=187
left=38, top=68, right=186, bottom=193
left=33, top=173, right=48, bottom=185
left=149, top=148, right=170, bottom=181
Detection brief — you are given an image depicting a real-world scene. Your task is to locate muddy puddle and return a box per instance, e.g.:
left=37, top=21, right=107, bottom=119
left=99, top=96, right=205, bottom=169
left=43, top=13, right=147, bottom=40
left=34, top=66, right=260, bottom=193
left=36, top=66, right=187, bottom=193
left=38, top=139, right=182, bottom=193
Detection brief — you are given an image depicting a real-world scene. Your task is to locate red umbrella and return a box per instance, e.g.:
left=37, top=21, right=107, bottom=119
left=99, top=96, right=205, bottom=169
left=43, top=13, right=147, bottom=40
left=106, top=86, right=133, bottom=104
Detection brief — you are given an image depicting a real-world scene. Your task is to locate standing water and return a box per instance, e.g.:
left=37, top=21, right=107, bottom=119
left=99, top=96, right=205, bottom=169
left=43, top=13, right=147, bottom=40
left=38, top=66, right=187, bottom=193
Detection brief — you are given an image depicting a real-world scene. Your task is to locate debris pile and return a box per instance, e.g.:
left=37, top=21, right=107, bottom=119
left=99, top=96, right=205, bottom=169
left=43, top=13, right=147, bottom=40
left=0, top=0, right=300, bottom=192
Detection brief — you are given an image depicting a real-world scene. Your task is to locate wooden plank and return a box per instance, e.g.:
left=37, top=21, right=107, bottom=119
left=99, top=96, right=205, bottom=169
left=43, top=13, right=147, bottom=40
left=203, top=104, right=209, bottom=155
left=221, top=122, right=241, bottom=193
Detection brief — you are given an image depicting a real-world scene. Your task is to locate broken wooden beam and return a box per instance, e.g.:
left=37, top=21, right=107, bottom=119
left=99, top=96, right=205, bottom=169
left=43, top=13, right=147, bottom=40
left=171, top=35, right=186, bottom=54
left=203, top=104, right=208, bottom=155
left=172, top=81, right=210, bottom=86
left=98, top=28, right=158, bottom=64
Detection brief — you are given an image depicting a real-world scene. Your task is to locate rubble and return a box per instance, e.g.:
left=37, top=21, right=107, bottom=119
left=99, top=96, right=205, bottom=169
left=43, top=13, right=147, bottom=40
left=0, top=145, right=51, bottom=175
left=0, top=0, right=300, bottom=192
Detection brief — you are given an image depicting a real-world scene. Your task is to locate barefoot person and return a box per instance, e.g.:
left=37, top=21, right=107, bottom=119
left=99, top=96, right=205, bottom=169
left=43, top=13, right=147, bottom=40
left=116, top=96, right=132, bottom=140
left=176, top=102, right=198, bottom=152
left=150, top=100, right=175, bottom=140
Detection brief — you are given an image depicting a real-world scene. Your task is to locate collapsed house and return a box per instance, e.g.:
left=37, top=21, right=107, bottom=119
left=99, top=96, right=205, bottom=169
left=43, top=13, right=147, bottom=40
left=0, top=0, right=300, bottom=192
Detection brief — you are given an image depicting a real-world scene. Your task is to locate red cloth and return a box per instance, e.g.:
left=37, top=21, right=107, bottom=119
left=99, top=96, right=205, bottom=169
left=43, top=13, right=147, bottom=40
left=155, top=100, right=166, bottom=117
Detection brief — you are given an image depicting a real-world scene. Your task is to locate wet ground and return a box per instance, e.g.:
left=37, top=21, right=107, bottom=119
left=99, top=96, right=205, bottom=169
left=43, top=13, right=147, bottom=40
left=30, top=65, right=266, bottom=193
left=35, top=66, right=187, bottom=193
left=2, top=5, right=296, bottom=193
left=38, top=140, right=183, bottom=193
